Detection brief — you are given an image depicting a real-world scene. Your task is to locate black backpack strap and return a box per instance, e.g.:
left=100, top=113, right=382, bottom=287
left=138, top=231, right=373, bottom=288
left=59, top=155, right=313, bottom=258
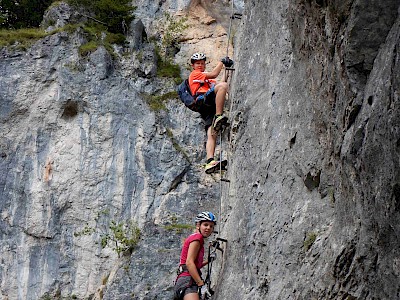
left=186, top=79, right=206, bottom=112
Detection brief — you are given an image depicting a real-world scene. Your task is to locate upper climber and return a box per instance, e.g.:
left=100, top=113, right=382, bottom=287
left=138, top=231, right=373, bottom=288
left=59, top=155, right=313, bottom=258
left=188, top=52, right=234, bottom=174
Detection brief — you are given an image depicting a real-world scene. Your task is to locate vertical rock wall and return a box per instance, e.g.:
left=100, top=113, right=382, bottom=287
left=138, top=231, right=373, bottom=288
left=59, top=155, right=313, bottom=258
left=1, top=0, right=399, bottom=299
left=216, top=0, right=399, bottom=299
left=0, top=6, right=222, bottom=300
left=0, top=0, right=246, bottom=298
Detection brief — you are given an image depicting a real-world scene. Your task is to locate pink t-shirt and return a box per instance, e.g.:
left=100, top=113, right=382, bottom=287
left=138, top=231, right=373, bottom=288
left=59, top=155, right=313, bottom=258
left=178, top=232, right=205, bottom=277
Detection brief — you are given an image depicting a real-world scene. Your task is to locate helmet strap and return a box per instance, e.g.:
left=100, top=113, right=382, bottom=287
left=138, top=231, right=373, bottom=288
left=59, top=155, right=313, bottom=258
left=197, top=222, right=205, bottom=237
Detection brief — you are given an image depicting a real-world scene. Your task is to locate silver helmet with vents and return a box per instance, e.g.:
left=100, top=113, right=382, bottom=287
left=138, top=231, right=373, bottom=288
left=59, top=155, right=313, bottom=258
left=191, top=52, right=207, bottom=63
left=195, top=211, right=216, bottom=224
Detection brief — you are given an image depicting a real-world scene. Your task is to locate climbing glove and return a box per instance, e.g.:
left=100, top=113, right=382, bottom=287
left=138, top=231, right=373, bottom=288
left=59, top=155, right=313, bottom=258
left=221, top=56, right=234, bottom=67
left=198, top=285, right=212, bottom=300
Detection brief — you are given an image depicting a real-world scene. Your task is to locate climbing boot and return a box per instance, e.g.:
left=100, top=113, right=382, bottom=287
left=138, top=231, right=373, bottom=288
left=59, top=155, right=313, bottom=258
left=204, top=159, right=228, bottom=174
left=212, top=115, right=228, bottom=132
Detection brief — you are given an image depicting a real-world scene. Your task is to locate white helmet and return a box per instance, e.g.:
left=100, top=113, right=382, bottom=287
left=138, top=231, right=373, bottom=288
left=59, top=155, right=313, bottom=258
left=190, top=52, right=206, bottom=63
left=195, top=211, right=216, bottom=224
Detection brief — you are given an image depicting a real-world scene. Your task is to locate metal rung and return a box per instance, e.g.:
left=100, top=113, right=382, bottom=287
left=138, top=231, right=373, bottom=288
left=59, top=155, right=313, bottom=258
left=217, top=237, right=228, bottom=243
left=225, top=67, right=235, bottom=71
left=221, top=178, right=230, bottom=182
left=231, top=13, right=242, bottom=19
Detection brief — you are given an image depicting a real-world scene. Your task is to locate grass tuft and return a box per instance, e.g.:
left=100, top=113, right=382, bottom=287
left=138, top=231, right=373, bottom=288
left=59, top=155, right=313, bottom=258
left=78, top=40, right=99, bottom=56
left=144, top=91, right=178, bottom=112
left=0, top=28, right=49, bottom=48
left=164, top=223, right=194, bottom=234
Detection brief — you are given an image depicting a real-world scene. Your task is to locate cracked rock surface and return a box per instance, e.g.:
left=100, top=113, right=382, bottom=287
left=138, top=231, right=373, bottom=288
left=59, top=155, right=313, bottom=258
left=1, top=0, right=399, bottom=299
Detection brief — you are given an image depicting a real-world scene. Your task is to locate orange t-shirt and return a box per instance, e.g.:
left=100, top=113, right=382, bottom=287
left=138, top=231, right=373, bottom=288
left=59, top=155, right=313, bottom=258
left=189, top=70, right=216, bottom=95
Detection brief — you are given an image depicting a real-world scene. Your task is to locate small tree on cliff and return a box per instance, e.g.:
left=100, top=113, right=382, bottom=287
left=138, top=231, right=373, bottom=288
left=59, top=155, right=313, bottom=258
left=67, top=0, right=135, bottom=34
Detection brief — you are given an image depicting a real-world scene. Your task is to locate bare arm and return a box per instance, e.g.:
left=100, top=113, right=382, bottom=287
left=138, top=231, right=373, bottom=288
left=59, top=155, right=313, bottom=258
left=186, top=241, right=204, bottom=285
left=204, top=62, right=224, bottom=79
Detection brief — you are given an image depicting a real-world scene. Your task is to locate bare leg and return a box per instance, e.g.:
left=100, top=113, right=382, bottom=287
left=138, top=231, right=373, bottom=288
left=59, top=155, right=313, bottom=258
left=206, top=126, right=217, bottom=159
left=214, top=82, right=228, bottom=115
left=184, top=291, right=200, bottom=300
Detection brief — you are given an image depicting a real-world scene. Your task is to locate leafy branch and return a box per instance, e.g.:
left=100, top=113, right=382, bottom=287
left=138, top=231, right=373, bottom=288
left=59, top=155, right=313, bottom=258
left=74, top=219, right=141, bottom=257
left=161, top=13, right=188, bottom=49
left=101, top=220, right=141, bottom=257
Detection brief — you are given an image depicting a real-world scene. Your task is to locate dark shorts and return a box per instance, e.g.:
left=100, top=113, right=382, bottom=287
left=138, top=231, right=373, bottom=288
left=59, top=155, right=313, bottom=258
left=198, top=90, right=216, bottom=131
left=174, top=276, right=198, bottom=299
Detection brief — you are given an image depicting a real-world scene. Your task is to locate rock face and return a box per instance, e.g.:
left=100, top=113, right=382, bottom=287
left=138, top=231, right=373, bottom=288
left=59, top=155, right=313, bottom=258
left=0, top=31, right=206, bottom=299
left=215, top=0, right=400, bottom=299
left=0, top=1, right=239, bottom=299
left=0, top=0, right=399, bottom=299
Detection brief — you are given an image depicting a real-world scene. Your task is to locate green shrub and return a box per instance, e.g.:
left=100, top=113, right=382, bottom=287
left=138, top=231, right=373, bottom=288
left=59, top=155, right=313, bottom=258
left=143, top=91, right=176, bottom=112
left=74, top=219, right=141, bottom=257
left=0, top=0, right=134, bottom=54
left=0, top=0, right=54, bottom=29
left=78, top=40, right=99, bottom=56
left=75, top=24, right=127, bottom=57
left=154, top=91, right=178, bottom=102
left=73, top=224, right=96, bottom=237
left=104, top=32, right=126, bottom=45
left=164, top=214, right=194, bottom=233
left=160, top=12, right=188, bottom=54
left=164, top=223, right=194, bottom=234
left=157, top=57, right=181, bottom=79
left=67, top=0, right=135, bottom=34
left=61, top=23, right=81, bottom=33
left=102, top=220, right=141, bottom=257
left=156, top=49, right=182, bottom=82
left=145, top=94, right=167, bottom=112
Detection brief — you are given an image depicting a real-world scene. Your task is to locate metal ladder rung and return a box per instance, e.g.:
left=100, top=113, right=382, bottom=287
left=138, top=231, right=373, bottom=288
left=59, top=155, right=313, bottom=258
left=231, top=13, right=242, bottom=19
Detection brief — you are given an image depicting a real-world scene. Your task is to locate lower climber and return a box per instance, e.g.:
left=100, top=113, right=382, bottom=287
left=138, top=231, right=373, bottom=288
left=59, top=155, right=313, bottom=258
left=173, top=211, right=217, bottom=300
left=188, top=52, right=234, bottom=174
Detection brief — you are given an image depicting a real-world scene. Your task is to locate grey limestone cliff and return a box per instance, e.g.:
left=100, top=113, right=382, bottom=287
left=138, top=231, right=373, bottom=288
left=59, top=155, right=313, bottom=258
left=0, top=3, right=221, bottom=300
left=216, top=0, right=400, bottom=299
left=0, top=0, right=399, bottom=299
